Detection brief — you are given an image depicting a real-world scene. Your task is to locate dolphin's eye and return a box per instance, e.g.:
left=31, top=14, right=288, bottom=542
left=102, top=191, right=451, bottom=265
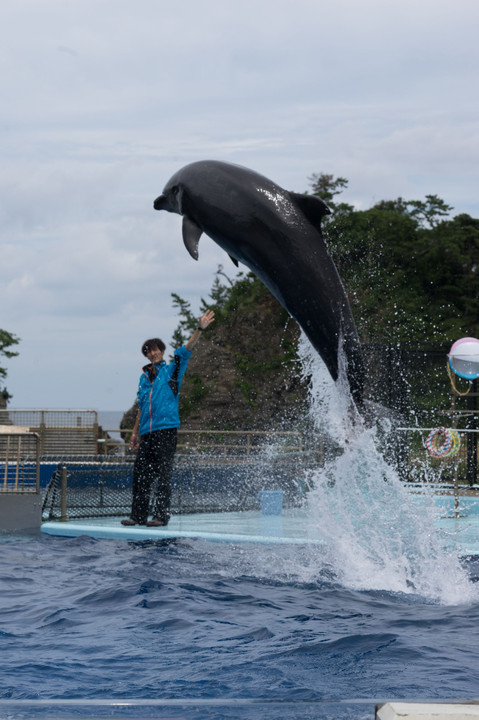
left=169, top=184, right=183, bottom=212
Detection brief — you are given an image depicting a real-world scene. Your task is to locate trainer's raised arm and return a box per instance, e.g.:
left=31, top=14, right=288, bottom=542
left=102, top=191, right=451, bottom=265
left=185, top=309, right=215, bottom=350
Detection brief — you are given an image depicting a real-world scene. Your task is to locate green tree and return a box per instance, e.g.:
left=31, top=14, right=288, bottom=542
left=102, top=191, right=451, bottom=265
left=199, top=264, right=234, bottom=321
left=404, top=194, right=453, bottom=228
left=308, top=172, right=350, bottom=209
left=170, top=293, right=198, bottom=346
left=170, top=265, right=243, bottom=345
left=309, top=174, right=477, bottom=344
left=0, top=329, right=20, bottom=403
left=412, top=213, right=479, bottom=338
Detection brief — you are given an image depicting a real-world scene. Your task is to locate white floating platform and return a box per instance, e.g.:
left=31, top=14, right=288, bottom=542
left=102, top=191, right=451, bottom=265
left=41, top=506, right=479, bottom=554
left=377, top=702, right=479, bottom=719
left=41, top=508, right=325, bottom=545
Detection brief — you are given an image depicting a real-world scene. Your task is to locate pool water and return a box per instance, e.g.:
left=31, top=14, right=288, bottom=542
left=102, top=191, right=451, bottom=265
left=1, top=529, right=479, bottom=720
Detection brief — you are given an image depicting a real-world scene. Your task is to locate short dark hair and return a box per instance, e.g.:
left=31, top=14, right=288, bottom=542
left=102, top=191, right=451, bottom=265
left=141, top=338, right=166, bottom=356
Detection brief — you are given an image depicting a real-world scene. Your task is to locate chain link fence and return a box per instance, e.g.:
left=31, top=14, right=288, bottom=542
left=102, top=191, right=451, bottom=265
left=41, top=449, right=310, bottom=521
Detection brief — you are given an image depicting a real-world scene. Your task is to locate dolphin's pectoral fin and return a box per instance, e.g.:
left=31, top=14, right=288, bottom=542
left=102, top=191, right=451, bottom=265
left=290, top=192, right=331, bottom=227
left=182, top=216, right=203, bottom=260
left=229, top=255, right=239, bottom=267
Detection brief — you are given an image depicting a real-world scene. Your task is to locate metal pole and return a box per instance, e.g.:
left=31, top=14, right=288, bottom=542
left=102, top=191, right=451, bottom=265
left=40, top=410, right=46, bottom=456
left=4, top=436, right=10, bottom=490
left=35, top=434, right=40, bottom=494
left=15, top=436, right=21, bottom=491
left=60, top=465, right=67, bottom=522
left=466, top=380, right=478, bottom=487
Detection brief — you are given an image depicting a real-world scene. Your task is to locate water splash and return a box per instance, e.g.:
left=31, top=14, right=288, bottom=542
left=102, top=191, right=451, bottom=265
left=298, top=333, right=477, bottom=605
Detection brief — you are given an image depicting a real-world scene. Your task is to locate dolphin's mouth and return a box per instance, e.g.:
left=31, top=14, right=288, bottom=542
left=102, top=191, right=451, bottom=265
left=153, top=194, right=167, bottom=211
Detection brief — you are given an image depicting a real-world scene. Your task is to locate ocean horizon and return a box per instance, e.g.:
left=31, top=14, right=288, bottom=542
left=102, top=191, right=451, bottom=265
left=98, top=410, right=125, bottom=431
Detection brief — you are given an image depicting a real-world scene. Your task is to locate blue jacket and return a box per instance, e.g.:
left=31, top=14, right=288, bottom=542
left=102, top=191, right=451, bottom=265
left=137, top=345, right=192, bottom=436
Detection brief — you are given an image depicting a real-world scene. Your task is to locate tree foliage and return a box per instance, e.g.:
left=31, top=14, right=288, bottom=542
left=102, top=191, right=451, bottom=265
left=308, top=172, right=350, bottom=210
left=170, top=293, right=198, bottom=347
left=313, top=178, right=478, bottom=344
left=0, top=329, right=20, bottom=402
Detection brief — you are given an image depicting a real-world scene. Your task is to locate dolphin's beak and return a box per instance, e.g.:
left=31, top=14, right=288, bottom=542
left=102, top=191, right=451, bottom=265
left=153, top=194, right=168, bottom=211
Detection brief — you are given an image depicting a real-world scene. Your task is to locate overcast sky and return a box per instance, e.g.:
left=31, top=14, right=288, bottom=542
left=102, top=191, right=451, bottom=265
left=1, top=0, right=478, bottom=414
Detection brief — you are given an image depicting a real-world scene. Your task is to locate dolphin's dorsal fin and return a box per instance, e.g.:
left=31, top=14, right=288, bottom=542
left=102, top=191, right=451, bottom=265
left=182, top=216, right=203, bottom=260
left=290, top=192, right=331, bottom=227
left=229, top=255, right=239, bottom=267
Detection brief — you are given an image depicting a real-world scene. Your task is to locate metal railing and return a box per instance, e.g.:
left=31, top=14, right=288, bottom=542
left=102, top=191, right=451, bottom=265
left=2, top=410, right=99, bottom=456
left=102, top=428, right=304, bottom=457
left=41, top=448, right=307, bottom=522
left=0, top=429, right=40, bottom=493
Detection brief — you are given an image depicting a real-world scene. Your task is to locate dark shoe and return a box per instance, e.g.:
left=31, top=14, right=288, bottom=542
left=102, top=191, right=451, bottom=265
left=121, top=518, right=137, bottom=526
left=146, top=517, right=168, bottom=527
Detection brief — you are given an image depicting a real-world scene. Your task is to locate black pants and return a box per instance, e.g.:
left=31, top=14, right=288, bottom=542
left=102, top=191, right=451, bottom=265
left=130, top=428, right=177, bottom=524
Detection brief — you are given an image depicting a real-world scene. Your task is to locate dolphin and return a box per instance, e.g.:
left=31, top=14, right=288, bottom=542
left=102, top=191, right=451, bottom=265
left=153, top=160, right=365, bottom=407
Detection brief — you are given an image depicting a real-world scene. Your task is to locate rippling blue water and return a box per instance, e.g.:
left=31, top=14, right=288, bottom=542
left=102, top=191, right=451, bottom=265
left=1, top=532, right=479, bottom=719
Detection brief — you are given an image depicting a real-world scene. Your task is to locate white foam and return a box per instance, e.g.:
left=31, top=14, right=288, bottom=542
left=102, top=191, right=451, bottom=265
left=299, top=333, right=478, bottom=605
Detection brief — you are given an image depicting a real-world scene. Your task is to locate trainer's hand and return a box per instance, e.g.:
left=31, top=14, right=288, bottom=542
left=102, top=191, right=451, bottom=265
left=198, top=309, right=215, bottom=330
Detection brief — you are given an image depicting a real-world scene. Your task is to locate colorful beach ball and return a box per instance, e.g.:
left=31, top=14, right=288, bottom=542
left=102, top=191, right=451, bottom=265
left=448, top=337, right=479, bottom=380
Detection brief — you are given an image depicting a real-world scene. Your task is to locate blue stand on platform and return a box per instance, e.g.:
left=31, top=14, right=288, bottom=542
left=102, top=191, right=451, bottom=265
left=258, top=490, right=284, bottom=515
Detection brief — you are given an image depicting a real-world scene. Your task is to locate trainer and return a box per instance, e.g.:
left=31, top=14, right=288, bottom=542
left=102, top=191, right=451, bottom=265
left=121, top=309, right=215, bottom=527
